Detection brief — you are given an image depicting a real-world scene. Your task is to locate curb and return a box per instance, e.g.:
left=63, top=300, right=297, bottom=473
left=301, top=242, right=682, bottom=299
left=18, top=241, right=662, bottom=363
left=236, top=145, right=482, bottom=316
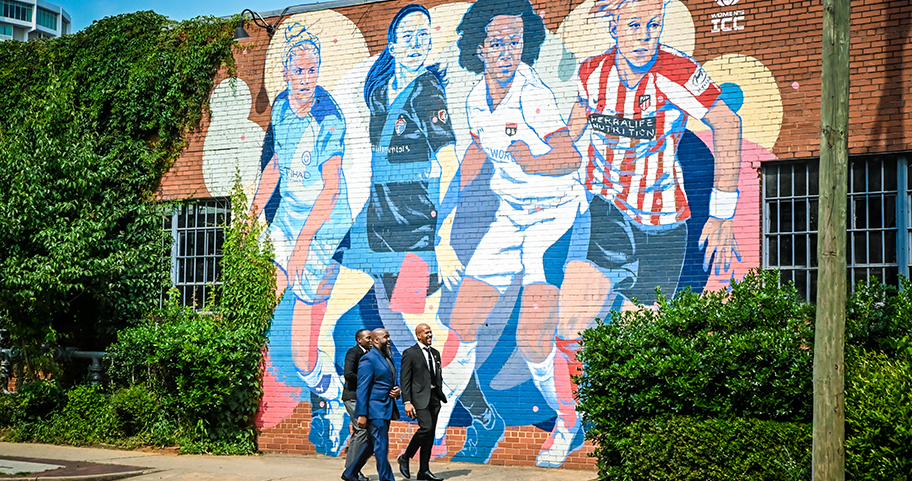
left=21, top=469, right=155, bottom=481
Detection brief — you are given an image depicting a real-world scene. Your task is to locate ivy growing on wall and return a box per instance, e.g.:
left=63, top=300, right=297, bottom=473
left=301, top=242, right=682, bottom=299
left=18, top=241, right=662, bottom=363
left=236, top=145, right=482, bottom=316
left=0, top=11, right=237, bottom=380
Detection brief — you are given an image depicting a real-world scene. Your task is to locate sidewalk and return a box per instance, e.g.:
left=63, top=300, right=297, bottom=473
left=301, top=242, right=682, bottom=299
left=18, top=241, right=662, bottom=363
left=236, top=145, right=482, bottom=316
left=0, top=443, right=597, bottom=481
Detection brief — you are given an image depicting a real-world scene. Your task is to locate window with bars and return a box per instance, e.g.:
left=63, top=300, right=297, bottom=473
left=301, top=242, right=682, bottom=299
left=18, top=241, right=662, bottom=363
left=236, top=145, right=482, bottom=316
left=163, top=198, right=230, bottom=309
left=2, top=0, right=31, bottom=22
left=763, top=154, right=909, bottom=301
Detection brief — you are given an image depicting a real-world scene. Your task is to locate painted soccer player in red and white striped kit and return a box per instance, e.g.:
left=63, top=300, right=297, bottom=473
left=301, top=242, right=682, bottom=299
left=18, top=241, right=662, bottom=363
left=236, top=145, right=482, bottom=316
left=532, top=0, right=743, bottom=467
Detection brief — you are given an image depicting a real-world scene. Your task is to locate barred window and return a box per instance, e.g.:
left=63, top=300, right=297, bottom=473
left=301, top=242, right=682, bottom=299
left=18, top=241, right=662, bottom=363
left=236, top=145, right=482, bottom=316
left=2, top=0, right=32, bottom=22
left=163, top=199, right=230, bottom=309
left=763, top=154, right=909, bottom=301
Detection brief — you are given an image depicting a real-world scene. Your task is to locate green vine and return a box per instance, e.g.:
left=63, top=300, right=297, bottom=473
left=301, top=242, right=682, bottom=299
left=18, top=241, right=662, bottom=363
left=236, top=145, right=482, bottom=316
left=0, top=12, right=238, bottom=380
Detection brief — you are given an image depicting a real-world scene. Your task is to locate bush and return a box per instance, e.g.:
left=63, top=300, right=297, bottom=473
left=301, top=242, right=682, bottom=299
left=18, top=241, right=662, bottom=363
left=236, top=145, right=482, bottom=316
left=845, top=348, right=912, bottom=481
left=577, top=270, right=814, bottom=427
left=598, top=416, right=811, bottom=481
left=15, top=380, right=65, bottom=423
left=846, top=277, right=912, bottom=358
left=576, top=270, right=815, bottom=479
left=104, top=181, right=279, bottom=454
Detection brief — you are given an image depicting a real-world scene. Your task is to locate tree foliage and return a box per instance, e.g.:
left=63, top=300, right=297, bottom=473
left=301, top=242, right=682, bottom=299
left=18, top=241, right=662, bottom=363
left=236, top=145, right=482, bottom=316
left=0, top=12, right=237, bottom=379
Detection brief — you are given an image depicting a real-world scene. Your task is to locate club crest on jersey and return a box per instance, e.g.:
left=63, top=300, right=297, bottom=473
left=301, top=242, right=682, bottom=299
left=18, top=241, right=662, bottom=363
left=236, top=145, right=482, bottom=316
left=438, top=110, right=448, bottom=123
left=505, top=122, right=518, bottom=136
left=638, top=95, right=651, bottom=111
left=395, top=117, right=407, bottom=136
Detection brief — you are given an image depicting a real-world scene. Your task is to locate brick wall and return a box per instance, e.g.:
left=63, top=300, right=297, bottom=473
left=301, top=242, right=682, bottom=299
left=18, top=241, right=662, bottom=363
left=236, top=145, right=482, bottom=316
left=160, top=0, right=911, bottom=470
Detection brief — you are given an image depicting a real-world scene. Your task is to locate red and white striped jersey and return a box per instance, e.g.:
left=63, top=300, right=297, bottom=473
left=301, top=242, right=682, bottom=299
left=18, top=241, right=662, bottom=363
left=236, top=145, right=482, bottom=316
left=578, top=46, right=721, bottom=226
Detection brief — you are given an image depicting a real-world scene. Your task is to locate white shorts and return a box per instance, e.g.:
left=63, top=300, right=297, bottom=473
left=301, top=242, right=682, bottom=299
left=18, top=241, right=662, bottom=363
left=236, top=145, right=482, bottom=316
left=267, top=222, right=342, bottom=304
left=464, top=196, right=582, bottom=294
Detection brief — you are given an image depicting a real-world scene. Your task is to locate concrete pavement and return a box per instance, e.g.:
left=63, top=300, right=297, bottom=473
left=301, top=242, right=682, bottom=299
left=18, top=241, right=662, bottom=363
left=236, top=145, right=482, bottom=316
left=0, top=443, right=597, bottom=481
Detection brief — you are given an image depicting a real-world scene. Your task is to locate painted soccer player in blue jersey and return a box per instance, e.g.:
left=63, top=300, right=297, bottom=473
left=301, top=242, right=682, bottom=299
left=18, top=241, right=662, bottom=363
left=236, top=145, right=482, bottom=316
left=250, top=23, right=351, bottom=456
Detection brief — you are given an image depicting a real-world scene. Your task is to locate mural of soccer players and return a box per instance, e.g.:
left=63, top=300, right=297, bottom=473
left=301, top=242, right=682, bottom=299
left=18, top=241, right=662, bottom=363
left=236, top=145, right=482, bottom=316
left=531, top=0, right=743, bottom=466
left=250, top=23, right=352, bottom=456
left=438, top=0, right=586, bottom=463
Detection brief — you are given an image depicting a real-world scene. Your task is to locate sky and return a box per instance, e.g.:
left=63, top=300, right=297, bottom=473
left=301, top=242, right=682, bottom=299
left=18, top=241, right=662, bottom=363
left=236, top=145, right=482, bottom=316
left=56, top=0, right=328, bottom=32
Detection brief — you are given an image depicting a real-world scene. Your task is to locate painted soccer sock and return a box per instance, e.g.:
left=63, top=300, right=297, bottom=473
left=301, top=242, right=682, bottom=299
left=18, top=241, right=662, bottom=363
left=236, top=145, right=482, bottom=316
left=322, top=266, right=374, bottom=326
left=553, top=337, right=583, bottom=427
left=434, top=340, right=476, bottom=441
left=526, top=347, right=560, bottom=412
left=299, top=348, right=343, bottom=400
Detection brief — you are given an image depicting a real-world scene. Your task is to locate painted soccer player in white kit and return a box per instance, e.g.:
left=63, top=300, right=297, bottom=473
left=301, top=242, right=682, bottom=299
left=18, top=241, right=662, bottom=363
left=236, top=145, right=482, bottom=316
left=436, top=0, right=585, bottom=463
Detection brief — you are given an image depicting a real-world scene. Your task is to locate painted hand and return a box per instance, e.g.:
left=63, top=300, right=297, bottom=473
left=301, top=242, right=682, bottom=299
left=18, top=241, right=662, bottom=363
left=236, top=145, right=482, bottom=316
left=286, top=240, right=311, bottom=290
left=436, top=240, right=464, bottom=290
left=699, top=218, right=741, bottom=275
left=508, top=140, right=537, bottom=174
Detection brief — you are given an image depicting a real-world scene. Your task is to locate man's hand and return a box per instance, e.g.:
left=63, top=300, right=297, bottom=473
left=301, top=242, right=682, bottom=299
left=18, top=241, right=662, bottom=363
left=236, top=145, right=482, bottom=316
left=389, top=386, right=401, bottom=399
left=404, top=401, right=416, bottom=418
left=699, top=218, right=740, bottom=274
left=357, top=415, right=367, bottom=428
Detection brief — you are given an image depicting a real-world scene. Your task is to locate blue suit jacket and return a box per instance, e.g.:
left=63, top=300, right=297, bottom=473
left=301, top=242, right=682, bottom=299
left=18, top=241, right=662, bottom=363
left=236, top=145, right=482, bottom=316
left=355, top=348, right=400, bottom=421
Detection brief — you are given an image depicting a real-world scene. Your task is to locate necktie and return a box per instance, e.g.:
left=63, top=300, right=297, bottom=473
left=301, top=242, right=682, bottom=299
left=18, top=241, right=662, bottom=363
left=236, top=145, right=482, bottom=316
left=424, top=347, right=434, bottom=376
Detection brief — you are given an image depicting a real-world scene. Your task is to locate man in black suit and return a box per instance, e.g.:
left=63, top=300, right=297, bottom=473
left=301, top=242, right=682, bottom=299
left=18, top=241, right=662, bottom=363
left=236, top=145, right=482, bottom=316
left=398, top=323, right=447, bottom=481
left=343, top=329, right=372, bottom=481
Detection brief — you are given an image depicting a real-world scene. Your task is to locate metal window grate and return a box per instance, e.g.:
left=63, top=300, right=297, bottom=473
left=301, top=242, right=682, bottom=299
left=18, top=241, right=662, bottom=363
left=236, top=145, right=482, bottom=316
left=763, top=159, right=819, bottom=300
left=763, top=155, right=907, bottom=301
left=848, top=155, right=899, bottom=287
left=162, top=198, right=230, bottom=309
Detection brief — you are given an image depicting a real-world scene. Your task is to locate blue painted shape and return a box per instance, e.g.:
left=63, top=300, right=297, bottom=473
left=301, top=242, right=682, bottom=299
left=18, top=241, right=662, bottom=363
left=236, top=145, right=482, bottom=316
left=719, top=82, right=744, bottom=114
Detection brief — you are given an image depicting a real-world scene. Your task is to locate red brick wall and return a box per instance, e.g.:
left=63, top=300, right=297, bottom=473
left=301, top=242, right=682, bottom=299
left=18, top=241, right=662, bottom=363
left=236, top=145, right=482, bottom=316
left=161, top=0, right=911, bottom=471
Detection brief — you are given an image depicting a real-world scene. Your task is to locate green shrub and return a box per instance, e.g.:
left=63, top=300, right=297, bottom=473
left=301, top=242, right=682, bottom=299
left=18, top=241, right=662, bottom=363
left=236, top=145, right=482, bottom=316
left=846, top=277, right=912, bottom=358
left=15, top=380, right=65, bottom=423
left=109, top=384, right=161, bottom=438
left=577, top=270, right=814, bottom=428
left=595, top=415, right=811, bottom=481
left=104, top=181, right=279, bottom=454
left=576, top=270, right=815, bottom=479
left=845, top=348, right=912, bottom=481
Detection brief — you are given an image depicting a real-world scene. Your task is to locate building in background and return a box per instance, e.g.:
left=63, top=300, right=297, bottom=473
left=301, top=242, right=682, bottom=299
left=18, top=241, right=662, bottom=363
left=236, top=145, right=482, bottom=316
left=1, top=0, right=70, bottom=41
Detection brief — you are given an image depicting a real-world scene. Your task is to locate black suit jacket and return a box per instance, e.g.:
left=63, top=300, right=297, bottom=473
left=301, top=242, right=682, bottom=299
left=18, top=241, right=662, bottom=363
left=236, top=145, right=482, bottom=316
left=342, top=345, right=368, bottom=402
left=400, top=343, right=447, bottom=410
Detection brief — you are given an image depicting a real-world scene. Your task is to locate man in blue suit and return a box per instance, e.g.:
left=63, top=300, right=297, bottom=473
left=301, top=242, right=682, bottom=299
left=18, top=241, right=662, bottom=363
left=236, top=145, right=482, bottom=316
left=342, top=328, right=401, bottom=481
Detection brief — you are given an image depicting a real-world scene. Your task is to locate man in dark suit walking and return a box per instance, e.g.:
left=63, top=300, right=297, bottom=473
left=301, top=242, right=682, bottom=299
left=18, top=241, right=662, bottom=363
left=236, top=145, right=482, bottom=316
left=342, top=328, right=401, bottom=481
left=343, top=329, right=372, bottom=481
left=398, top=324, right=447, bottom=481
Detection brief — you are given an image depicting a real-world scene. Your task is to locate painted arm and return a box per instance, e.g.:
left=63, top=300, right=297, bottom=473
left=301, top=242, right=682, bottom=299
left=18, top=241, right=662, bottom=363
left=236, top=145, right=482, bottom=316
left=698, top=100, right=742, bottom=273
left=508, top=129, right=581, bottom=176
left=286, top=155, right=343, bottom=280
left=568, top=100, right=589, bottom=143
left=250, top=154, right=280, bottom=221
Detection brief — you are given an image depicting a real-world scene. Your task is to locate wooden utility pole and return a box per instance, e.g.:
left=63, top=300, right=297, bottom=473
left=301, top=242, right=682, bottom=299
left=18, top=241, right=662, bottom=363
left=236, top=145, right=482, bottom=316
left=814, top=0, right=850, bottom=477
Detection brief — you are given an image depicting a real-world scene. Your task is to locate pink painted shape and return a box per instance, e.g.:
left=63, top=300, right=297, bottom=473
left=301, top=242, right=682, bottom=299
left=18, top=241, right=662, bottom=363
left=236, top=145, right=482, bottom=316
left=693, top=132, right=776, bottom=291
left=256, top=351, right=303, bottom=430
left=388, top=253, right=430, bottom=314
left=791, top=81, right=800, bottom=90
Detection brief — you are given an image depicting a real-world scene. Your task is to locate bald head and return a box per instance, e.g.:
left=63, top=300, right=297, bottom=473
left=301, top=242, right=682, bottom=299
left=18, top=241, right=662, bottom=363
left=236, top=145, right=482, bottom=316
left=371, top=328, right=392, bottom=353
left=415, top=323, right=433, bottom=347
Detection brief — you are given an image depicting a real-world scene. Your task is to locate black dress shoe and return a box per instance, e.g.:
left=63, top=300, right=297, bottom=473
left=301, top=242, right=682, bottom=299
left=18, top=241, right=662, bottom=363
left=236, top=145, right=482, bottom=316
left=417, top=470, right=443, bottom=481
left=340, top=474, right=358, bottom=481
left=398, top=455, right=411, bottom=479
left=358, top=473, right=369, bottom=481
